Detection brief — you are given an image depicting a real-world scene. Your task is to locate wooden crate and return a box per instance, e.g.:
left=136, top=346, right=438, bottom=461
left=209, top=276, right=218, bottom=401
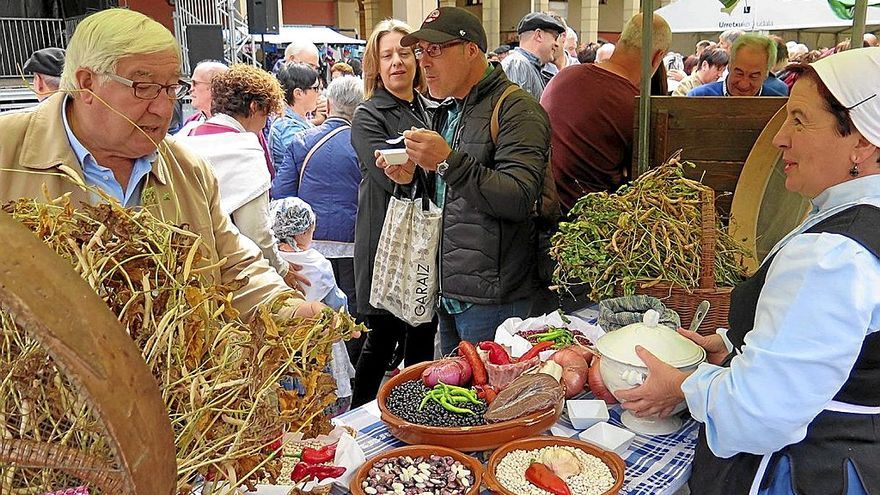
left=633, top=96, right=787, bottom=220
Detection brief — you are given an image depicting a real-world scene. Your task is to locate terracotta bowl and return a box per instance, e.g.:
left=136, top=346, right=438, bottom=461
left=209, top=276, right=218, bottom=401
left=484, top=435, right=625, bottom=495
left=378, top=361, right=564, bottom=452
left=350, top=444, right=483, bottom=495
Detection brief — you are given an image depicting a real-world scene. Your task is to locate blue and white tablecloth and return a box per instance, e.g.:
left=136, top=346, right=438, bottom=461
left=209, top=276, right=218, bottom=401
left=327, top=398, right=699, bottom=495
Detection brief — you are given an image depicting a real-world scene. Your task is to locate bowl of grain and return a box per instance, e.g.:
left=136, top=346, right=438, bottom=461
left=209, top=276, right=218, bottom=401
left=484, top=435, right=625, bottom=495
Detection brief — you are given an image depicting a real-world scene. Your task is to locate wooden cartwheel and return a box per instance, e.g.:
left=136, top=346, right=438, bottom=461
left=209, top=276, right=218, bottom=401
left=0, top=211, right=176, bottom=494
left=729, top=106, right=811, bottom=274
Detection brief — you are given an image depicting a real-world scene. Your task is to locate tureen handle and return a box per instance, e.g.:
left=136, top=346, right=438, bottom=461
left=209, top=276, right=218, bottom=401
left=621, top=368, right=647, bottom=386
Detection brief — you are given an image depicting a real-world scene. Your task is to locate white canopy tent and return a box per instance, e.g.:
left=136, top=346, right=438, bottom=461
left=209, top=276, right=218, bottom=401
left=655, top=0, right=880, bottom=33
left=259, top=26, right=365, bottom=45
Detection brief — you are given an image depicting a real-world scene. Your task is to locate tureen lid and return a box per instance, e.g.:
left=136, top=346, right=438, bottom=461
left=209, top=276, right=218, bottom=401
left=596, top=310, right=705, bottom=368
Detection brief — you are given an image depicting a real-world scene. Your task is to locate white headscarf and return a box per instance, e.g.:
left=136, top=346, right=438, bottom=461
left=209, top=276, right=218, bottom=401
left=811, top=47, right=880, bottom=147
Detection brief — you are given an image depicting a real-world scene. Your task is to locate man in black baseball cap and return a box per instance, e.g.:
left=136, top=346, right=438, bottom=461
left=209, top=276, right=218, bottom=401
left=378, top=7, right=552, bottom=356
left=22, top=47, right=65, bottom=101
left=400, top=7, right=487, bottom=53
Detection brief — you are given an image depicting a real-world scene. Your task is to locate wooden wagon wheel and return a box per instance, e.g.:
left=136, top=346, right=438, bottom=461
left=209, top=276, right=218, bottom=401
left=729, top=106, right=811, bottom=274
left=0, top=210, right=176, bottom=494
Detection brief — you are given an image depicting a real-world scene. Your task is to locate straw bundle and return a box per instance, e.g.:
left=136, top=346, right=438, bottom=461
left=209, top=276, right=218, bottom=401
left=0, top=193, right=363, bottom=493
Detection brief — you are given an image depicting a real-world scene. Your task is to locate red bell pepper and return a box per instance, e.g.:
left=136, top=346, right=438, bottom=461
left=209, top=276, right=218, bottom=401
left=291, top=462, right=311, bottom=482
left=478, top=341, right=512, bottom=365
left=525, top=461, right=571, bottom=495
left=301, top=442, right=337, bottom=464
left=520, top=341, right=554, bottom=362
left=291, top=462, right=347, bottom=482
left=309, top=465, right=347, bottom=481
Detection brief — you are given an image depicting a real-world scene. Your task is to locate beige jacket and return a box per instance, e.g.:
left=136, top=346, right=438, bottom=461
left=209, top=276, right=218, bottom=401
left=0, top=93, right=299, bottom=321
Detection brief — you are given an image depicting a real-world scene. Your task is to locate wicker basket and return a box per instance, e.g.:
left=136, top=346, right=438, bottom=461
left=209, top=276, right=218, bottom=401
left=633, top=189, right=733, bottom=336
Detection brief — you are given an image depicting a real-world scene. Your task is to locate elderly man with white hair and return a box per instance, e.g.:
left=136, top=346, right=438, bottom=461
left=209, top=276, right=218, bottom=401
left=176, top=59, right=227, bottom=136
left=0, top=8, right=319, bottom=321
left=688, top=34, right=788, bottom=96
left=564, top=27, right=579, bottom=60
left=274, top=76, right=364, bottom=319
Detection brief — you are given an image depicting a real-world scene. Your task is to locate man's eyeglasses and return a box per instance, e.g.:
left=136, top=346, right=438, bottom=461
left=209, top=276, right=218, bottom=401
left=414, top=40, right=467, bottom=59
left=303, top=83, right=321, bottom=92
left=539, top=28, right=562, bottom=41
left=104, top=72, right=188, bottom=100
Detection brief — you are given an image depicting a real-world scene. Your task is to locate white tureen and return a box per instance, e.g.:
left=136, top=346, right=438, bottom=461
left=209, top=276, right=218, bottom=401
left=596, top=309, right=705, bottom=435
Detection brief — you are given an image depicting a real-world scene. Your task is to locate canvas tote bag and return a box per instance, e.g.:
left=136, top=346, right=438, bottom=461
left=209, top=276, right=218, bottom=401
left=369, top=176, right=441, bottom=326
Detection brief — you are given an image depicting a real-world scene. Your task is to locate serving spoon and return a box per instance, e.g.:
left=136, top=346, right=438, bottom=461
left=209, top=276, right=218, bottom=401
left=385, top=133, right=406, bottom=145
left=688, top=300, right=711, bottom=334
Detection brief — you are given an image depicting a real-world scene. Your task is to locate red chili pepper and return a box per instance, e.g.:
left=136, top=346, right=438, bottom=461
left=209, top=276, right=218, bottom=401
left=479, top=341, right=512, bottom=365
left=520, top=341, right=554, bottom=362
left=525, top=462, right=571, bottom=495
left=458, top=341, right=487, bottom=385
left=301, top=442, right=337, bottom=464
left=309, top=464, right=347, bottom=481
left=291, top=462, right=312, bottom=482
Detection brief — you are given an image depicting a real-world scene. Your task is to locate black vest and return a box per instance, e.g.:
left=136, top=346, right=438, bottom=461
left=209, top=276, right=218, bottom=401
left=690, top=205, right=880, bottom=495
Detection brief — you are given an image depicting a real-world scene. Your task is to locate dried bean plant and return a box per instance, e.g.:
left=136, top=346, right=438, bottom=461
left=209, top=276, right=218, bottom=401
left=551, top=153, right=750, bottom=301
left=0, top=192, right=363, bottom=493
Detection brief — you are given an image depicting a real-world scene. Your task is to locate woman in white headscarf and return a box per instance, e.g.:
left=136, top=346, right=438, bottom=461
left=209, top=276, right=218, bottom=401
left=617, top=47, right=880, bottom=495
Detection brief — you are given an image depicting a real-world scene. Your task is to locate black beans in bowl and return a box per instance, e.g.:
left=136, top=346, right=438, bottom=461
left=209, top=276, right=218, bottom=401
left=385, top=380, right=487, bottom=428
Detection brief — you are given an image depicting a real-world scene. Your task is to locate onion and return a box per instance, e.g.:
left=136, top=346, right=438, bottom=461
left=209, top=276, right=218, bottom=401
left=569, top=344, right=595, bottom=366
left=587, top=356, right=617, bottom=404
left=421, top=357, right=472, bottom=387
left=550, top=348, right=589, bottom=398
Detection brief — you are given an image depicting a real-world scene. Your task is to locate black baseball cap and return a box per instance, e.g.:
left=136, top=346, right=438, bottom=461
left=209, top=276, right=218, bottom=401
left=517, top=12, right=565, bottom=35
left=22, top=47, right=65, bottom=77
left=401, top=7, right=488, bottom=53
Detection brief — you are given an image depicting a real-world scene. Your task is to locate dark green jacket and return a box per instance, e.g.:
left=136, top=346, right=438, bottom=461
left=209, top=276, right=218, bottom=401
left=434, top=65, right=550, bottom=304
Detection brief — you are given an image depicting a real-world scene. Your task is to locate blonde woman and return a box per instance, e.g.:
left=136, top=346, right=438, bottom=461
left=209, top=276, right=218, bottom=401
left=349, top=19, right=436, bottom=407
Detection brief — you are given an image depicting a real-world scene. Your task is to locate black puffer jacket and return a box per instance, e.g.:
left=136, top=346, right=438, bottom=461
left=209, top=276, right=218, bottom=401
left=350, top=88, right=433, bottom=315
left=436, top=65, right=550, bottom=304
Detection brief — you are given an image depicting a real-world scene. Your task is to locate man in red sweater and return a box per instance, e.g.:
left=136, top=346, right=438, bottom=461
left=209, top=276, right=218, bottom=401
left=541, top=12, right=671, bottom=213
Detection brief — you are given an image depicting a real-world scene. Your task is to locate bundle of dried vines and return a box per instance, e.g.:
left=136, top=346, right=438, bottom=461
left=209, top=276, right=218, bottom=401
left=0, top=193, right=363, bottom=493
left=551, top=155, right=750, bottom=301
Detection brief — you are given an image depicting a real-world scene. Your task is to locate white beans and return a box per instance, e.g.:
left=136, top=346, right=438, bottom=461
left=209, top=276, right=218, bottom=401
left=495, top=446, right=615, bottom=495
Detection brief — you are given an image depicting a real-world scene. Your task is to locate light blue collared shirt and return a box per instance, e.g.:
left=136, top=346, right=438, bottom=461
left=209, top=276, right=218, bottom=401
left=61, top=97, right=154, bottom=207
left=682, top=175, right=880, bottom=493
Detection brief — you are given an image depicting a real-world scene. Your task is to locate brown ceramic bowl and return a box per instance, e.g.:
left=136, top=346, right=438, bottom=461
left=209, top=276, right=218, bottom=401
left=378, top=361, right=564, bottom=452
left=484, top=435, right=625, bottom=495
left=350, top=444, right=483, bottom=495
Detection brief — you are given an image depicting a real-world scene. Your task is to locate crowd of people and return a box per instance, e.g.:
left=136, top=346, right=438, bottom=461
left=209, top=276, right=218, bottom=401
left=4, top=7, right=880, bottom=493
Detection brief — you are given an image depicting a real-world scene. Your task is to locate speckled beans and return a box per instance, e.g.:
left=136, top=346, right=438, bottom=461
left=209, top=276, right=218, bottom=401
left=361, top=455, right=474, bottom=495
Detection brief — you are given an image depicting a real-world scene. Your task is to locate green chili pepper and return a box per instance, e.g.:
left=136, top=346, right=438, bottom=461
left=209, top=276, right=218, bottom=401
left=439, top=395, right=475, bottom=415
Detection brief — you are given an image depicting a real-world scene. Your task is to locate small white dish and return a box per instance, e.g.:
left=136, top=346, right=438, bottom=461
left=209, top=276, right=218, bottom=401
left=578, top=422, right=636, bottom=457
left=377, top=148, right=409, bottom=165
left=566, top=399, right=610, bottom=430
